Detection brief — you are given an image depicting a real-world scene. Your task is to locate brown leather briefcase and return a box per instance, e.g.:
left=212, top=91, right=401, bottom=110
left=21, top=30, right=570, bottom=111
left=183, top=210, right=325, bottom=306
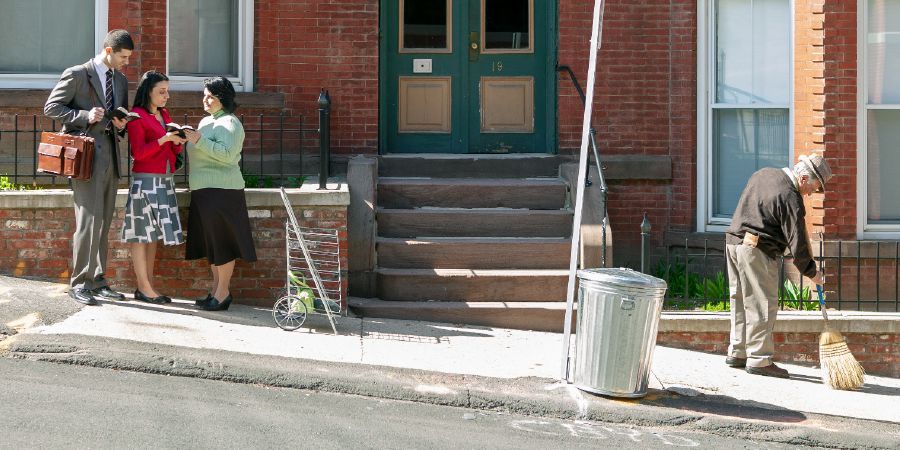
left=37, top=131, right=95, bottom=181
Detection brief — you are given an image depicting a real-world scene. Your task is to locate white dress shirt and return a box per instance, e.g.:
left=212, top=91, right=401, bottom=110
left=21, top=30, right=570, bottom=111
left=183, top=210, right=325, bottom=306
left=92, top=55, right=113, bottom=101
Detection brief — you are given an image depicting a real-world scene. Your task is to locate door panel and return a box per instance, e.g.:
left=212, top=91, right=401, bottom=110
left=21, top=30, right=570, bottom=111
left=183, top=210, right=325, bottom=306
left=383, top=0, right=553, bottom=153
left=398, top=76, right=452, bottom=132
left=480, top=76, right=534, bottom=133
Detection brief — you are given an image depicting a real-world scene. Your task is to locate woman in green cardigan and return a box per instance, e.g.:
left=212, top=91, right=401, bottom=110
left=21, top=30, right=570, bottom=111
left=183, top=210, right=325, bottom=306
left=183, top=77, right=257, bottom=311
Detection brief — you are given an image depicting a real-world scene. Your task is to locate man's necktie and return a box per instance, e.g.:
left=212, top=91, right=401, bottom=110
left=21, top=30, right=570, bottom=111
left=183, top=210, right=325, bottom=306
left=105, top=69, right=114, bottom=112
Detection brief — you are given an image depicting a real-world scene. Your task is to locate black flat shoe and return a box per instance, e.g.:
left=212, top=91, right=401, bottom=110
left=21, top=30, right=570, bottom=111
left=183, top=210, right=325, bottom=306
left=195, top=293, right=212, bottom=306
left=201, top=294, right=233, bottom=311
left=93, top=286, right=125, bottom=301
left=134, top=290, right=168, bottom=305
left=69, top=288, right=97, bottom=306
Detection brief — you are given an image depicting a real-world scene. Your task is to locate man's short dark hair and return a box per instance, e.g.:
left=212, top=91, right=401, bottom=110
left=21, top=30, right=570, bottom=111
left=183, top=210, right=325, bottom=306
left=103, top=29, right=134, bottom=52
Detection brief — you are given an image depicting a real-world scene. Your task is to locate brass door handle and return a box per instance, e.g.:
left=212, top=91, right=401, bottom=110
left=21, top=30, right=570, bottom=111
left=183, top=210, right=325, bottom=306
left=471, top=42, right=478, bottom=50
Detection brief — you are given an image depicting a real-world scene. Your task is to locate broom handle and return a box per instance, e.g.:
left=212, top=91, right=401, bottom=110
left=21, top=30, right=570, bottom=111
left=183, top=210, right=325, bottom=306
left=816, top=284, right=829, bottom=322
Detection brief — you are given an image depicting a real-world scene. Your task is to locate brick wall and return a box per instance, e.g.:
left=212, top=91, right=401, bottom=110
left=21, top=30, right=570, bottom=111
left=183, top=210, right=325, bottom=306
left=557, top=0, right=697, bottom=262
left=658, top=331, right=897, bottom=377
left=0, top=189, right=349, bottom=308
left=795, top=1, right=858, bottom=240
left=255, top=0, right=379, bottom=154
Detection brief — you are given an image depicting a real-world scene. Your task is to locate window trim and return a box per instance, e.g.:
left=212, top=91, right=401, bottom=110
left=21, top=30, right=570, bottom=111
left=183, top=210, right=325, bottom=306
left=696, top=0, right=795, bottom=232
left=857, top=0, right=900, bottom=238
left=0, top=0, right=109, bottom=89
left=165, top=0, right=254, bottom=92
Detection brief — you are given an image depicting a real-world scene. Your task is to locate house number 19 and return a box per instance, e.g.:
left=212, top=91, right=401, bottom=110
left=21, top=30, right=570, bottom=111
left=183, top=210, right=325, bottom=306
left=491, top=61, right=504, bottom=72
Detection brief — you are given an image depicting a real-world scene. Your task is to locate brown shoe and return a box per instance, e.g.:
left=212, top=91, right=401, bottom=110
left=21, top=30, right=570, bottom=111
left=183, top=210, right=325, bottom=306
left=725, top=356, right=747, bottom=368
left=746, top=363, right=789, bottom=379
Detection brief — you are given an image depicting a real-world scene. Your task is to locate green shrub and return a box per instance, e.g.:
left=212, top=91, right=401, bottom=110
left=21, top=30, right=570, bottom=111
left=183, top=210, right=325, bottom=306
left=0, top=176, right=41, bottom=191
left=779, top=280, right=817, bottom=311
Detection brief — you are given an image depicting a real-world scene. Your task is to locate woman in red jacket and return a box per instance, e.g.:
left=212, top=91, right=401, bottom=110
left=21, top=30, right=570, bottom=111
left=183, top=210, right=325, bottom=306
left=122, top=70, right=187, bottom=304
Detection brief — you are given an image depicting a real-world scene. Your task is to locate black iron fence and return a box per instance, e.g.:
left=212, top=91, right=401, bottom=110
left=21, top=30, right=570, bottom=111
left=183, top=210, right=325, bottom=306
left=638, top=222, right=900, bottom=312
left=0, top=94, right=332, bottom=188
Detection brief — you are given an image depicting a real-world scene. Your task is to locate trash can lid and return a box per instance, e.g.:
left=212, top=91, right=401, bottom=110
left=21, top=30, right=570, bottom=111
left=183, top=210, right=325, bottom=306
left=577, top=267, right=667, bottom=290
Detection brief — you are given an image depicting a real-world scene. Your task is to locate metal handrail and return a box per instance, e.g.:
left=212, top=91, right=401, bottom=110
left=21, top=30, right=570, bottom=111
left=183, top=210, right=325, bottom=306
left=557, top=64, right=609, bottom=267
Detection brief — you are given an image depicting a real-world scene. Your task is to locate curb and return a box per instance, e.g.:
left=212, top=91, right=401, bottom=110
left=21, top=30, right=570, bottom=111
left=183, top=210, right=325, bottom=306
left=4, top=333, right=896, bottom=449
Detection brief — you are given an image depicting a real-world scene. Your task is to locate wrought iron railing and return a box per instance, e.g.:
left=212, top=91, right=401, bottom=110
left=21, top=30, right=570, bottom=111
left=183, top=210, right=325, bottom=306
left=558, top=64, right=610, bottom=267
left=0, top=92, right=333, bottom=188
left=638, top=224, right=900, bottom=312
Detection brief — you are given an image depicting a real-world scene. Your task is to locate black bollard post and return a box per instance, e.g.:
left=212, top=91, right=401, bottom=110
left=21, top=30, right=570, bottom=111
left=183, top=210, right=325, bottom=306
left=317, top=89, right=331, bottom=189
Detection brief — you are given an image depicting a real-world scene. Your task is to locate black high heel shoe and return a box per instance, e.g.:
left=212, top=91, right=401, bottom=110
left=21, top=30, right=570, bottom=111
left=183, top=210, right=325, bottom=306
left=201, top=294, right=232, bottom=311
left=135, top=290, right=168, bottom=305
left=195, top=293, right=212, bottom=306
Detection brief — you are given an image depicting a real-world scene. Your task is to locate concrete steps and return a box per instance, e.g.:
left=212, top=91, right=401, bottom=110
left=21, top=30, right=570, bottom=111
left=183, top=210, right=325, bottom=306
left=376, top=237, right=570, bottom=269
left=355, top=154, right=575, bottom=331
left=376, top=268, right=568, bottom=301
left=376, top=208, right=573, bottom=238
left=378, top=177, right=568, bottom=209
left=379, top=154, right=562, bottom=178
left=348, top=298, right=570, bottom=332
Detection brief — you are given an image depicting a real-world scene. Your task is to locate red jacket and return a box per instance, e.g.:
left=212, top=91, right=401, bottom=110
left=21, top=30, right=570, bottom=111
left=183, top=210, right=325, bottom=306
left=126, top=106, right=183, bottom=174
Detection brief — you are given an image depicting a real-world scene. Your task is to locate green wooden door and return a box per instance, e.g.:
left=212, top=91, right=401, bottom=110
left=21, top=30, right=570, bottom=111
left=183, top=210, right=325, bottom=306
left=381, top=0, right=555, bottom=153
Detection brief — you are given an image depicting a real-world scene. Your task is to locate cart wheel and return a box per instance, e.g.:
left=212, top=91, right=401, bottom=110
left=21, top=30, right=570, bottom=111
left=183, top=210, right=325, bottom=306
left=273, top=295, right=307, bottom=331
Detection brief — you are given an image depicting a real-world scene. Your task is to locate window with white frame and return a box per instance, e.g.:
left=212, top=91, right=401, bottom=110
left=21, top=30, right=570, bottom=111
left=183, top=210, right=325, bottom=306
left=862, top=0, right=900, bottom=232
left=167, top=0, right=253, bottom=91
left=0, top=0, right=107, bottom=88
left=700, top=0, right=792, bottom=228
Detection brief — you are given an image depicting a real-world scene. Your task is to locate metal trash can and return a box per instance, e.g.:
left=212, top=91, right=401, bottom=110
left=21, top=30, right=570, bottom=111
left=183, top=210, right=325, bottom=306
left=573, top=268, right=667, bottom=398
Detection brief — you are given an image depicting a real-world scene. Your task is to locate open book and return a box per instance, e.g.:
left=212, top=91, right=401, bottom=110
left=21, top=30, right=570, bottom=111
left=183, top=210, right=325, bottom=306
left=165, top=123, right=195, bottom=139
left=106, top=107, right=140, bottom=122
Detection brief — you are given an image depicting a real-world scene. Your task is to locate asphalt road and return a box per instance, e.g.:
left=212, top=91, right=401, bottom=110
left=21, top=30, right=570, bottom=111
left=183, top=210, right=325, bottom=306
left=0, top=358, right=817, bottom=450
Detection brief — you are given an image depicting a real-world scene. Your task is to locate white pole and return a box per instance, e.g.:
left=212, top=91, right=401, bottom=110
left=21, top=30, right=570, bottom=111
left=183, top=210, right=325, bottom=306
left=560, top=0, right=606, bottom=381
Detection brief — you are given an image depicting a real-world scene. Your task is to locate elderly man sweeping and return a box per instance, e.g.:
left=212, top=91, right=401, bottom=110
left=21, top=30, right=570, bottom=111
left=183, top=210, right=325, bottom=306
left=724, top=154, right=834, bottom=378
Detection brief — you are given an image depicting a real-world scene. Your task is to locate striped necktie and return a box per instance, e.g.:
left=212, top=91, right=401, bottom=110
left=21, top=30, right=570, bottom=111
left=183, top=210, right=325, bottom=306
left=105, top=69, right=114, bottom=112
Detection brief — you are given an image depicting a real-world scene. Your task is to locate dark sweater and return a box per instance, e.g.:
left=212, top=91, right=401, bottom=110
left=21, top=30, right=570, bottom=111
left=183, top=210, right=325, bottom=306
left=726, top=167, right=817, bottom=278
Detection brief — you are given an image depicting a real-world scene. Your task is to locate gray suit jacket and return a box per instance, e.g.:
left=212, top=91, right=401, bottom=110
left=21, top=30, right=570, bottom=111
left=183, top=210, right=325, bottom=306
left=44, top=60, right=128, bottom=178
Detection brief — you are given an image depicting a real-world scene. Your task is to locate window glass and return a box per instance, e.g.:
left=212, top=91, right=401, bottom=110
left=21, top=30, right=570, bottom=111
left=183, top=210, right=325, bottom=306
left=402, top=0, right=448, bottom=49
left=713, top=108, right=790, bottom=217
left=484, top=0, right=529, bottom=50
left=715, top=0, right=789, bottom=104
left=0, top=0, right=95, bottom=73
left=868, top=0, right=900, bottom=104
left=867, top=111, right=900, bottom=223
left=169, top=0, right=238, bottom=76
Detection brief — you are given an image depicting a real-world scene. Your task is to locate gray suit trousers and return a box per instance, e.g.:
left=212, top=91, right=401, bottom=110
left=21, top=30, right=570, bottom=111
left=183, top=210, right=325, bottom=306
left=725, top=243, right=780, bottom=368
left=70, top=133, right=118, bottom=290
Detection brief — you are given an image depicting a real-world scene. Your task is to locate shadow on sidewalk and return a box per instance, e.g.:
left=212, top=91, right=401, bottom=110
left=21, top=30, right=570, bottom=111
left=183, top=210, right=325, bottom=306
left=639, top=389, right=809, bottom=423
left=94, top=297, right=497, bottom=340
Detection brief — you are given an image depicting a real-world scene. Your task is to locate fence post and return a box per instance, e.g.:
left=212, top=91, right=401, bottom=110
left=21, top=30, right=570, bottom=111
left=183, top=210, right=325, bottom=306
left=317, top=89, right=331, bottom=189
left=640, top=212, right=651, bottom=274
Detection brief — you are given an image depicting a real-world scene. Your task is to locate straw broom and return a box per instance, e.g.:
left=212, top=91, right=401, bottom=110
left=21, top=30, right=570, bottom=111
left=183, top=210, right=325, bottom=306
left=816, top=285, right=865, bottom=390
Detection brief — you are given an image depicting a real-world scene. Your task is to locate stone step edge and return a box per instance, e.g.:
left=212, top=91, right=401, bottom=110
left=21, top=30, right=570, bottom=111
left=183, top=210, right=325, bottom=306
left=348, top=298, right=899, bottom=334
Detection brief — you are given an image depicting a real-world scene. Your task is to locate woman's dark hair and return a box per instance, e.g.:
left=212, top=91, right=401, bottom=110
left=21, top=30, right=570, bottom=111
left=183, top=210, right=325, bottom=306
left=204, top=76, right=238, bottom=113
left=133, top=71, right=169, bottom=111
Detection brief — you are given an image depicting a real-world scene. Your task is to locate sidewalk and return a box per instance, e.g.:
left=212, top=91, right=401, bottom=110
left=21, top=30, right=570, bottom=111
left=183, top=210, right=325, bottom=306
left=1, top=276, right=898, bottom=447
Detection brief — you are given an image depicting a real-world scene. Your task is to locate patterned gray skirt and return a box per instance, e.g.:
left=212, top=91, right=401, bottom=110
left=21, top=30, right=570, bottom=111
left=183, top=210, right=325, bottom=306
left=121, top=173, right=185, bottom=245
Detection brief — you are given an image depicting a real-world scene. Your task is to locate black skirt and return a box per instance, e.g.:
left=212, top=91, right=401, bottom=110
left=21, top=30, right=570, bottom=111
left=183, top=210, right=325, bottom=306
left=185, top=188, right=258, bottom=265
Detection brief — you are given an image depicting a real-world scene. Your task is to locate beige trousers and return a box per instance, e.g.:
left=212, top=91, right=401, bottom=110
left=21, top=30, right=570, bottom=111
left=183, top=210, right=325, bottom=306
left=725, top=243, right=780, bottom=368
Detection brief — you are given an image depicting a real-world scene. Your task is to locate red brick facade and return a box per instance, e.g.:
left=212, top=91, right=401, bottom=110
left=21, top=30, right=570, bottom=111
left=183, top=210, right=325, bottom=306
left=0, top=192, right=349, bottom=307
left=658, top=331, right=898, bottom=377
left=1, top=1, right=896, bottom=309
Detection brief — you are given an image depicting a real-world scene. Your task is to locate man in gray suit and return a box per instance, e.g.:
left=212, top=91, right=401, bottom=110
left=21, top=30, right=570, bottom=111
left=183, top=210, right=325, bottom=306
left=44, top=29, right=134, bottom=305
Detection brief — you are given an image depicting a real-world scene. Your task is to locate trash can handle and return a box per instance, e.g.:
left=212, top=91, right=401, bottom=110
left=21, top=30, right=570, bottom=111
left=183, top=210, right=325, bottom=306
left=620, top=298, right=635, bottom=311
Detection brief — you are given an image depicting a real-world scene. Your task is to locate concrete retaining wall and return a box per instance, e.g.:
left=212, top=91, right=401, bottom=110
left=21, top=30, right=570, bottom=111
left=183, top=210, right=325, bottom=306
left=0, top=186, right=349, bottom=307
left=658, top=312, right=899, bottom=377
